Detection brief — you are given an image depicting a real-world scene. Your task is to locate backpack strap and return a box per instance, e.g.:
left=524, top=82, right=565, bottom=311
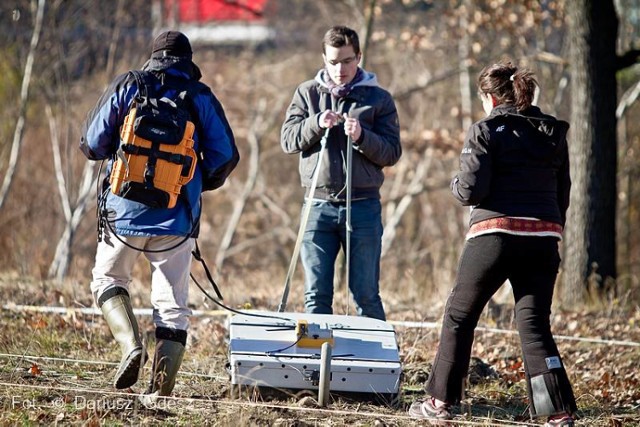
left=175, top=80, right=203, bottom=136
left=126, top=70, right=193, bottom=188
left=133, top=71, right=160, bottom=189
left=121, top=144, right=194, bottom=177
left=129, top=70, right=149, bottom=106
left=130, top=70, right=238, bottom=191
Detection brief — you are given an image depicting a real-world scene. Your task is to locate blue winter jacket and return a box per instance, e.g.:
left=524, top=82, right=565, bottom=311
left=80, top=57, right=238, bottom=237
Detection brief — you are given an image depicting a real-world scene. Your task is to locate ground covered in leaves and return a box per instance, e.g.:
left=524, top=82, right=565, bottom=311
left=0, top=274, right=638, bottom=426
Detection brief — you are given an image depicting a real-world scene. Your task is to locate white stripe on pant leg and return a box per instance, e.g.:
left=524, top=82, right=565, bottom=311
left=90, top=228, right=147, bottom=303
left=146, top=236, right=195, bottom=331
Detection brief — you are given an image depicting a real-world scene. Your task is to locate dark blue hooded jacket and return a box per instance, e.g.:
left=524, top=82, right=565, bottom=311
left=80, top=56, right=238, bottom=237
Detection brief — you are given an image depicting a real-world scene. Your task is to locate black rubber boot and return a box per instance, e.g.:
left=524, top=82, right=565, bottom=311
left=140, top=327, right=186, bottom=406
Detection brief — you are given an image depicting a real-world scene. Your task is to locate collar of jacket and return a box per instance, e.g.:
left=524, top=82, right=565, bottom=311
left=142, top=56, right=202, bottom=81
left=318, top=84, right=368, bottom=104
left=490, top=103, right=544, bottom=118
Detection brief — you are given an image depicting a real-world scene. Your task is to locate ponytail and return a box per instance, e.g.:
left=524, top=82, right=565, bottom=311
left=478, top=61, right=538, bottom=111
left=510, top=70, right=537, bottom=111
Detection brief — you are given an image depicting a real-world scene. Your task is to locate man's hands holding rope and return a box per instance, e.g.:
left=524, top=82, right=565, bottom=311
left=319, top=111, right=362, bottom=142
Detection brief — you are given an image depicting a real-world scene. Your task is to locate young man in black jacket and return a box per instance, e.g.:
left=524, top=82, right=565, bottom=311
left=281, top=26, right=401, bottom=320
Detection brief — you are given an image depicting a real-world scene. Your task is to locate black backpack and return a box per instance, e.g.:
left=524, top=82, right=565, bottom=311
left=109, top=71, right=199, bottom=208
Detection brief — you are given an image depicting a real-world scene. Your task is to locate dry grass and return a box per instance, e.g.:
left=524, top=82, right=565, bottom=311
left=0, top=273, right=639, bottom=426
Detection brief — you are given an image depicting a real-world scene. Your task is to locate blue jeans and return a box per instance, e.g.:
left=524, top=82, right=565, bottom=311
left=300, top=198, right=386, bottom=320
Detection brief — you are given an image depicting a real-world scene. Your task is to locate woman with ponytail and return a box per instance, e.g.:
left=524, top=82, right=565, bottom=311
left=409, top=61, right=576, bottom=427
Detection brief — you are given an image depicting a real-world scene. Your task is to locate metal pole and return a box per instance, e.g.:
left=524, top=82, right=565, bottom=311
left=318, top=342, right=332, bottom=407
left=278, top=128, right=331, bottom=312
left=345, top=134, right=353, bottom=316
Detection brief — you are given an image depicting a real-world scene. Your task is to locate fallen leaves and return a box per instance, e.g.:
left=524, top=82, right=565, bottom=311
left=28, top=363, right=42, bottom=376
left=1, top=287, right=639, bottom=426
left=400, top=304, right=640, bottom=416
left=28, top=316, right=48, bottom=329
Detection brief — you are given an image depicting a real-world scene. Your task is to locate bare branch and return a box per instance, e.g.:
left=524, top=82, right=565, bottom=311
left=222, top=226, right=294, bottom=258
left=381, top=147, right=435, bottom=257
left=616, top=78, right=640, bottom=119
left=257, top=193, right=296, bottom=237
left=616, top=49, right=640, bottom=71
left=47, top=161, right=97, bottom=281
left=458, top=0, right=472, bottom=131
left=214, top=104, right=262, bottom=270
left=359, top=0, right=377, bottom=69
left=393, top=68, right=463, bottom=101
left=215, top=94, right=288, bottom=270
left=46, top=104, right=72, bottom=221
left=0, top=0, right=45, bottom=211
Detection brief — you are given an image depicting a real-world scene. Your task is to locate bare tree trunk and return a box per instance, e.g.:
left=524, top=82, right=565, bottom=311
left=457, top=0, right=472, bottom=131
left=615, top=80, right=640, bottom=290
left=215, top=96, right=287, bottom=270
left=48, top=0, right=126, bottom=281
left=563, top=0, right=618, bottom=303
left=47, top=166, right=95, bottom=281
left=47, top=105, right=97, bottom=280
left=47, top=163, right=97, bottom=281
left=0, top=0, right=45, bottom=211
left=48, top=104, right=71, bottom=220
left=214, top=105, right=261, bottom=271
left=381, top=147, right=434, bottom=256
left=358, top=0, right=376, bottom=69
left=105, top=0, right=126, bottom=77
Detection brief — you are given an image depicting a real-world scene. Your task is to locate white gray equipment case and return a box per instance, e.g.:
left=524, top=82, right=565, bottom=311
left=228, top=311, right=401, bottom=396
left=228, top=128, right=401, bottom=398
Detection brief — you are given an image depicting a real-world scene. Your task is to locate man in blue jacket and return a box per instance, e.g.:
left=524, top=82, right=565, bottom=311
left=80, top=31, right=238, bottom=399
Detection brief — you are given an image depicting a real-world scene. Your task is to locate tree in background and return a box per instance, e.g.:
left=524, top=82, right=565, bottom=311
left=564, top=0, right=640, bottom=303
left=2, top=0, right=640, bottom=307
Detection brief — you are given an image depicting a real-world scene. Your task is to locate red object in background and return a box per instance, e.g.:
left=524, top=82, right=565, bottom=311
left=166, top=0, right=268, bottom=22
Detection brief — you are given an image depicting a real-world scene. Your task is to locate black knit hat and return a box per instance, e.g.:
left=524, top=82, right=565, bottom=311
left=151, top=31, right=192, bottom=59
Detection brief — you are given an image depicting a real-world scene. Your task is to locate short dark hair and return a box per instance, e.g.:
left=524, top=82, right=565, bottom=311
left=322, top=26, right=360, bottom=55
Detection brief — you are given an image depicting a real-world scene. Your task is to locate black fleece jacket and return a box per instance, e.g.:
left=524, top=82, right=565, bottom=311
left=451, top=104, right=571, bottom=227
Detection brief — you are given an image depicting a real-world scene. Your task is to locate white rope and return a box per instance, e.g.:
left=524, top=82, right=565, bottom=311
left=3, top=303, right=227, bottom=317
left=4, top=304, right=639, bottom=347
left=0, top=353, right=118, bottom=366
left=0, top=353, right=228, bottom=381
left=388, top=320, right=640, bottom=347
left=0, top=381, right=540, bottom=426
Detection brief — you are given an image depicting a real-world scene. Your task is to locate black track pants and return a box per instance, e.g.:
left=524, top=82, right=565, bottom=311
left=425, top=234, right=577, bottom=416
